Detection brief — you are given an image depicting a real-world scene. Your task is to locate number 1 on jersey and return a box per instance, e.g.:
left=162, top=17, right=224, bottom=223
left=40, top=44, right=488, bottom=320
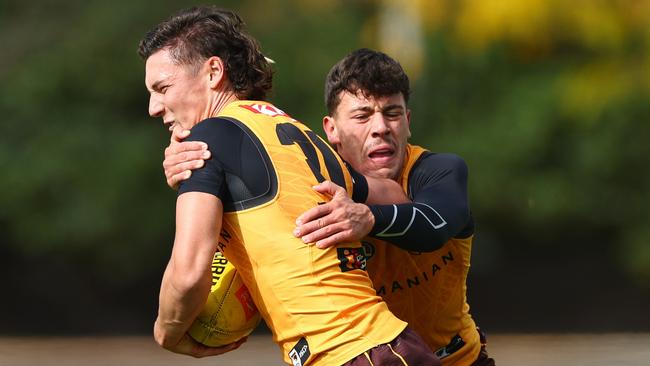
left=276, top=123, right=346, bottom=188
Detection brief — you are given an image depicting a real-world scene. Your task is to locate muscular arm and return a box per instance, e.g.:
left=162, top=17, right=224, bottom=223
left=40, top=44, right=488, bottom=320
left=295, top=153, right=472, bottom=252
left=154, top=192, right=223, bottom=350
left=154, top=118, right=260, bottom=356
left=367, top=153, right=472, bottom=252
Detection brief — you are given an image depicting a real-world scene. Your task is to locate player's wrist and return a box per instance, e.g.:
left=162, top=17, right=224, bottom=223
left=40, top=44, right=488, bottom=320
left=362, top=204, right=375, bottom=235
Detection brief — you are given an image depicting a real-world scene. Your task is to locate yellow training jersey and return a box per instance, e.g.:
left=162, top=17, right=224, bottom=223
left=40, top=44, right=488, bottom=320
left=363, top=144, right=480, bottom=366
left=199, top=101, right=407, bottom=366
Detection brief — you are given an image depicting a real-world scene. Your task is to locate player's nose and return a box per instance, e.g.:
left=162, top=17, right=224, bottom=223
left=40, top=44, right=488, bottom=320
left=149, top=94, right=164, bottom=118
left=369, top=114, right=390, bottom=137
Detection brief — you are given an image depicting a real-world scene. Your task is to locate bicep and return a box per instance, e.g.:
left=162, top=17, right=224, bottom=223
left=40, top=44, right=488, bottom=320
left=409, top=153, right=468, bottom=206
left=172, top=192, right=224, bottom=277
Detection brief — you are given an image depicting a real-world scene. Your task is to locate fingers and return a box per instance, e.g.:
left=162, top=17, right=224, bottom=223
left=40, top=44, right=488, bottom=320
left=163, top=153, right=208, bottom=175
left=294, top=216, right=331, bottom=241
left=167, top=170, right=192, bottom=191
left=191, top=340, right=244, bottom=357
left=164, top=141, right=209, bottom=159
left=300, top=221, right=350, bottom=247
left=314, top=231, right=351, bottom=249
left=312, top=180, right=347, bottom=198
left=295, top=202, right=332, bottom=227
left=294, top=209, right=353, bottom=244
left=178, top=334, right=246, bottom=358
left=163, top=141, right=210, bottom=190
left=170, top=127, right=190, bottom=143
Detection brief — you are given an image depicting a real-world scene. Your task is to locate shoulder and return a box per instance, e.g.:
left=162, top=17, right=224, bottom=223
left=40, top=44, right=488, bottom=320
left=188, top=117, right=243, bottom=139
left=186, top=117, right=255, bottom=154
left=412, top=152, right=468, bottom=177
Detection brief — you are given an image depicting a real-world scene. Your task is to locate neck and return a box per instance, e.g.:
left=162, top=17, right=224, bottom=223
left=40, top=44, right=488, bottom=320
left=209, top=89, right=238, bottom=117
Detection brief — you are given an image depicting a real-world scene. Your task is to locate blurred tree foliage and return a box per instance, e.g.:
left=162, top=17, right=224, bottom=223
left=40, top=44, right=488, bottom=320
left=1, top=0, right=648, bottom=333
left=402, top=0, right=650, bottom=283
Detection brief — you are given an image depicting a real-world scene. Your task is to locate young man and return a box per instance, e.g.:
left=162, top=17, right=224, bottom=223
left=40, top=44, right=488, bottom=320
left=140, top=7, right=439, bottom=366
left=295, top=49, right=495, bottom=366
left=164, top=49, right=495, bottom=366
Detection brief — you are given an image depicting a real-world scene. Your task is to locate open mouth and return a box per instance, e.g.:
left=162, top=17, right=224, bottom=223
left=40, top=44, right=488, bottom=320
left=368, top=146, right=395, bottom=162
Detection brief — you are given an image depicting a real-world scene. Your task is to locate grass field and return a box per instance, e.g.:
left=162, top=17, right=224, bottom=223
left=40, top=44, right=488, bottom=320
left=1, top=333, right=649, bottom=365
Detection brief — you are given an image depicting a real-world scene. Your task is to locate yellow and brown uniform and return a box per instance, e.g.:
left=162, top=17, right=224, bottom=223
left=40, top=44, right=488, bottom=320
left=178, top=101, right=408, bottom=366
left=364, top=144, right=485, bottom=366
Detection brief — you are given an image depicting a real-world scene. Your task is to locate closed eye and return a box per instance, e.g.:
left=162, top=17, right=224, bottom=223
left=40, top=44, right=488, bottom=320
left=384, top=112, right=402, bottom=120
left=353, top=114, right=369, bottom=121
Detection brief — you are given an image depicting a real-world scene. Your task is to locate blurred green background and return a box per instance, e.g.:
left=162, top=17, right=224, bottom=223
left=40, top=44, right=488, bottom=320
left=1, top=0, right=649, bottom=335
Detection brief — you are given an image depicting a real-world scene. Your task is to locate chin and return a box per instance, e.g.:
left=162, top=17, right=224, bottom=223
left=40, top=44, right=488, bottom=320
left=369, top=169, right=394, bottom=180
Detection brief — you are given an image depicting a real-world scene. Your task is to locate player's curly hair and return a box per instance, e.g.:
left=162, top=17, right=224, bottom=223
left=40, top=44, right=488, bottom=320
left=138, top=6, right=273, bottom=100
left=325, top=48, right=410, bottom=115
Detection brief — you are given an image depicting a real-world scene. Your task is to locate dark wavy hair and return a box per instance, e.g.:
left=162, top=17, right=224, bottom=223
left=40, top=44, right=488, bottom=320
left=325, top=48, right=410, bottom=115
left=138, top=6, right=273, bottom=100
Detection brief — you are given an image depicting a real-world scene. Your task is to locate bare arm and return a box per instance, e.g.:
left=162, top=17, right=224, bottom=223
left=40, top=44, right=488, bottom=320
left=154, top=192, right=243, bottom=357
left=364, top=176, right=410, bottom=205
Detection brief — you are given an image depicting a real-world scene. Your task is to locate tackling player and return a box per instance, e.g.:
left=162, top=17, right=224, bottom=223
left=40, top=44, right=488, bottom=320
left=164, top=49, right=495, bottom=366
left=294, top=49, right=495, bottom=366
left=140, top=7, right=439, bottom=366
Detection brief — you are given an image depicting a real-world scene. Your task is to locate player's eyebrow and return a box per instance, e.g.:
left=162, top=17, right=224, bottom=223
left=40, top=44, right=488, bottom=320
left=381, top=104, right=405, bottom=113
left=349, top=105, right=374, bottom=113
left=349, top=104, right=404, bottom=114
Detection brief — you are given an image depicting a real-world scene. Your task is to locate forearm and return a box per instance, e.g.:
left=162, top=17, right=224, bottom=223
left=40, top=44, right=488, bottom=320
left=155, top=260, right=212, bottom=347
left=368, top=200, right=470, bottom=252
left=155, top=192, right=223, bottom=348
left=367, top=153, right=473, bottom=252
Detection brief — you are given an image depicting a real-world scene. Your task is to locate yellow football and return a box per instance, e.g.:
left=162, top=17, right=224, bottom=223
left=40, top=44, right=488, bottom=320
left=188, top=252, right=261, bottom=347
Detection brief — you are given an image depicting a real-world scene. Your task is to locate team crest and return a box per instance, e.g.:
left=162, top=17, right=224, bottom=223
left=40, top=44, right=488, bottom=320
left=337, top=247, right=367, bottom=272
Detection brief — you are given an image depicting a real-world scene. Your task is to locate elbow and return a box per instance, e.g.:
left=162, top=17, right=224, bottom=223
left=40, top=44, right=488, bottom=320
left=153, top=319, right=179, bottom=350
left=154, top=332, right=172, bottom=350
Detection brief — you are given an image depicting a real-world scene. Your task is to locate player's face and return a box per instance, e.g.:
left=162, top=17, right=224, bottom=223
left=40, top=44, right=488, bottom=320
left=324, top=91, right=411, bottom=180
left=145, top=48, right=212, bottom=132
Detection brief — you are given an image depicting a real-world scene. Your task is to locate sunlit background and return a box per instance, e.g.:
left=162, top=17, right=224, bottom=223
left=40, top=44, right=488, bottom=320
left=2, top=0, right=649, bottom=339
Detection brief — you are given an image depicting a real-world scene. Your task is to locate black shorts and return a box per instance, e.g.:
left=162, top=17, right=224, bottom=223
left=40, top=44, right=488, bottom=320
left=343, top=327, right=440, bottom=366
left=470, top=327, right=495, bottom=366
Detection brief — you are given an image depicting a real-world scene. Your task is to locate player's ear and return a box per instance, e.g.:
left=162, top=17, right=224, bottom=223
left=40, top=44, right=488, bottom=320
left=323, top=115, right=340, bottom=145
left=206, top=56, right=226, bottom=89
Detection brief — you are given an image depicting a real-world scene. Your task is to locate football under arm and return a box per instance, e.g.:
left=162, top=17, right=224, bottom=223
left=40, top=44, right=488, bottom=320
left=154, top=192, right=223, bottom=348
